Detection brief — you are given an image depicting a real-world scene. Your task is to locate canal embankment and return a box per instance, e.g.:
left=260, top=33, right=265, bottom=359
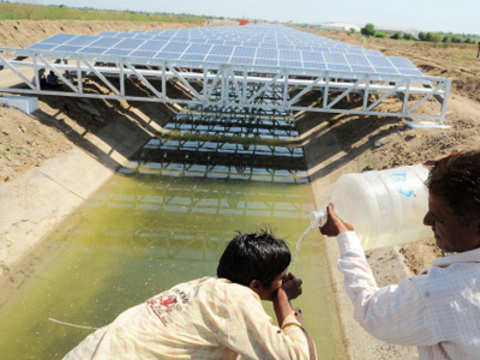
left=0, top=103, right=161, bottom=305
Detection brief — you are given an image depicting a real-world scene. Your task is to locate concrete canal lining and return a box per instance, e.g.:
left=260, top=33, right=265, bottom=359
left=0, top=115, right=153, bottom=303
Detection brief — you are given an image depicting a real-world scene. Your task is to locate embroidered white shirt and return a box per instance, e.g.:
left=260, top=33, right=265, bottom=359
left=337, top=231, right=480, bottom=360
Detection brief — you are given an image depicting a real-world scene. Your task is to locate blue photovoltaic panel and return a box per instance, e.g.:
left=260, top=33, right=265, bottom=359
left=155, top=52, right=181, bottom=59
left=302, top=51, right=323, bottom=63
left=279, top=60, right=302, bottom=68
left=328, top=64, right=350, bottom=71
left=389, top=56, right=416, bottom=69
left=367, top=56, right=391, bottom=67
left=80, top=47, right=107, bottom=55
left=210, top=45, right=234, bottom=56
left=67, top=35, right=96, bottom=46
left=277, top=44, right=296, bottom=50
left=208, top=39, right=225, bottom=45
left=324, top=53, right=347, bottom=65
left=346, top=54, right=370, bottom=66
left=304, top=62, right=326, bottom=70
left=105, top=49, right=131, bottom=56
left=90, top=37, right=122, bottom=48
left=163, top=42, right=189, bottom=53
left=233, top=47, right=256, bottom=57
left=28, top=43, right=58, bottom=51
left=130, top=50, right=157, bottom=58
left=257, top=48, right=278, bottom=59
left=231, top=57, right=254, bottom=65
left=351, top=65, right=374, bottom=73
left=43, top=33, right=77, bottom=44
left=116, top=33, right=132, bottom=38
left=22, top=24, right=425, bottom=80
left=185, top=43, right=212, bottom=55
left=54, top=45, right=82, bottom=53
left=376, top=66, right=398, bottom=74
left=255, top=58, right=278, bottom=66
left=279, top=50, right=300, bottom=61
left=114, top=39, right=145, bottom=50
left=206, top=55, right=230, bottom=63
left=140, top=40, right=167, bottom=51
left=181, top=54, right=206, bottom=61
left=296, top=46, right=312, bottom=52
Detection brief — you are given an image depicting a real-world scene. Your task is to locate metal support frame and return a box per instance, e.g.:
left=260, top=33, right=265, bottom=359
left=0, top=47, right=451, bottom=123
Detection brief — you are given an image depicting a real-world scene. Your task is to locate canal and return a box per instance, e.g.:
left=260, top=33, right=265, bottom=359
left=0, top=110, right=347, bottom=359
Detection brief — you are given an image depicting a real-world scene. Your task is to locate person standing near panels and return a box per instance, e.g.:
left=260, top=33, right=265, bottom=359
left=63, top=230, right=316, bottom=360
left=320, top=151, right=480, bottom=359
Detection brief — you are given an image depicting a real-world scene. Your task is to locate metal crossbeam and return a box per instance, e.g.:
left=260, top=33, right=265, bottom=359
left=0, top=47, right=451, bottom=123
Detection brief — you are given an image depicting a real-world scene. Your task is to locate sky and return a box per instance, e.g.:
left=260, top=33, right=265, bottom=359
left=31, top=0, right=479, bottom=35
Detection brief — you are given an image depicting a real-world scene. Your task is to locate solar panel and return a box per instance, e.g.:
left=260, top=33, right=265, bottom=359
left=210, top=45, right=234, bottom=56
left=114, top=39, right=145, bottom=50
left=90, top=37, right=122, bottom=48
left=23, top=24, right=425, bottom=80
left=67, top=35, right=96, bottom=46
left=233, top=47, right=256, bottom=57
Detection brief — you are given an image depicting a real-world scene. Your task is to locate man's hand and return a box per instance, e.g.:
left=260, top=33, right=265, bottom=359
left=320, top=203, right=354, bottom=237
left=282, top=272, right=303, bottom=300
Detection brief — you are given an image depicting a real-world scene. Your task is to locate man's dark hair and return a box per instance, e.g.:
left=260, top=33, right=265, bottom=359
left=217, top=229, right=291, bottom=287
left=426, top=151, right=480, bottom=224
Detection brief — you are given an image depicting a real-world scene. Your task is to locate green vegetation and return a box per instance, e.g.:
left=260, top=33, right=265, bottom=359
left=0, top=2, right=206, bottom=23
left=360, top=23, right=376, bottom=37
left=359, top=24, right=479, bottom=45
left=391, top=32, right=402, bottom=40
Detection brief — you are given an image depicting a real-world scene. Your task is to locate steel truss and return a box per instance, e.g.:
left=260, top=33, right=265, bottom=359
left=0, top=47, right=451, bottom=123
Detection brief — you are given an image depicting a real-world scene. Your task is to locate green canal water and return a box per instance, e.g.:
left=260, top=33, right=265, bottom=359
left=0, top=169, right=347, bottom=359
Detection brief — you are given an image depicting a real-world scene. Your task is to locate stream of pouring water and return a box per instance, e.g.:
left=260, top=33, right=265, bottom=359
left=291, top=223, right=315, bottom=273
left=291, top=209, right=327, bottom=273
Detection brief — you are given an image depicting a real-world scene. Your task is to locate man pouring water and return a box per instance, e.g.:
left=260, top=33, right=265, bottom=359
left=320, top=151, right=480, bottom=359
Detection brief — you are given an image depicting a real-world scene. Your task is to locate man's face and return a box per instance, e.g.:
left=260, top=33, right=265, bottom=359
left=423, top=191, right=480, bottom=252
left=257, top=269, right=287, bottom=301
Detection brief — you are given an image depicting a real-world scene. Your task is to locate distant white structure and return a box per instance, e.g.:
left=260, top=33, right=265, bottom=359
left=321, top=22, right=361, bottom=32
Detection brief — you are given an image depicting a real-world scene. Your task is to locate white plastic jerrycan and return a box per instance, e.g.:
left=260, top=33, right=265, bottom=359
left=329, top=164, right=432, bottom=250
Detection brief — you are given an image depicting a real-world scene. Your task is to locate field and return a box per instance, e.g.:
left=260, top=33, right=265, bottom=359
left=0, top=3, right=206, bottom=23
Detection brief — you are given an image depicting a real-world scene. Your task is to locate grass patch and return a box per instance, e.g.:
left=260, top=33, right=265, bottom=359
left=0, top=3, right=206, bottom=23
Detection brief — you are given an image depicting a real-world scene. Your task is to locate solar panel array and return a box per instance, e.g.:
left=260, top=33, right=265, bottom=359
left=25, top=24, right=423, bottom=78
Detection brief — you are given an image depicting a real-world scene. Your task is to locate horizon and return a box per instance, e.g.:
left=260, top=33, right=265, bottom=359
left=8, top=0, right=480, bottom=36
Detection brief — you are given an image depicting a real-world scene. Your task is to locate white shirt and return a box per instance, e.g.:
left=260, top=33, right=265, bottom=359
left=63, top=277, right=310, bottom=359
left=337, top=231, right=480, bottom=360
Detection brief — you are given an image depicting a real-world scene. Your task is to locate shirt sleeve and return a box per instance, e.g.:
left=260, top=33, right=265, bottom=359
left=201, top=286, right=310, bottom=360
left=337, top=231, right=441, bottom=346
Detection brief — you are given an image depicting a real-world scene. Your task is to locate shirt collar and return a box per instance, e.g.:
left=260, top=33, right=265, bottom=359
left=432, top=246, right=480, bottom=267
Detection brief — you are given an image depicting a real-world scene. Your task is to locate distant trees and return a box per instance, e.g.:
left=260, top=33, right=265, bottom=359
left=359, top=23, right=479, bottom=45
left=361, top=23, right=375, bottom=37
left=391, top=32, right=402, bottom=39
